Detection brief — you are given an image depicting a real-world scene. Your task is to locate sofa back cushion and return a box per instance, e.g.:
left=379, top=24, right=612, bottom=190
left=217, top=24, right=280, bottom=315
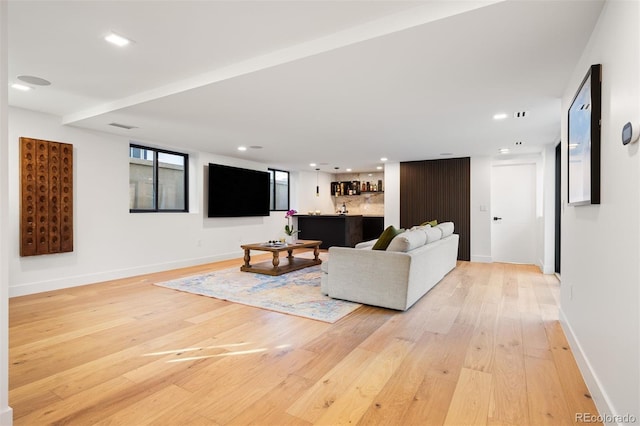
left=436, top=222, right=455, bottom=238
left=372, top=225, right=404, bottom=250
left=420, top=219, right=438, bottom=227
left=424, top=226, right=442, bottom=244
left=386, top=228, right=428, bottom=252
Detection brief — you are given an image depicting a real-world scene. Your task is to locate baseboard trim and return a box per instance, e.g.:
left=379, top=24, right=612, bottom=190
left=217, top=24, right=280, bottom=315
left=470, top=255, right=492, bottom=263
left=559, top=309, right=617, bottom=424
left=0, top=406, right=13, bottom=426
left=537, top=259, right=555, bottom=275
left=9, top=252, right=242, bottom=297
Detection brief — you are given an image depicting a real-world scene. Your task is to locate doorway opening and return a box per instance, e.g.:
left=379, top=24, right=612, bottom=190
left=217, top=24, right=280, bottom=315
left=491, top=162, right=537, bottom=264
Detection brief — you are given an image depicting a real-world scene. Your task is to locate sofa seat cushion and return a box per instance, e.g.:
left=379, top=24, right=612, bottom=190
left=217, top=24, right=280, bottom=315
left=387, top=228, right=427, bottom=252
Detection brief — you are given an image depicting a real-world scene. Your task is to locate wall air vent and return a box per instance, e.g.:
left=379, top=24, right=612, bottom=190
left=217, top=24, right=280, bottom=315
left=109, top=122, right=138, bottom=130
left=513, top=111, right=529, bottom=118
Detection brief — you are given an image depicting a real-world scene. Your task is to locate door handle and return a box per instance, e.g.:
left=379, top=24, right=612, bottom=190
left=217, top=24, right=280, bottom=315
left=493, top=216, right=502, bottom=221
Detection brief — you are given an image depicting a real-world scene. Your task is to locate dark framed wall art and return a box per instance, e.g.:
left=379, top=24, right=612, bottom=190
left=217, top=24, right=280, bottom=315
left=567, top=64, right=602, bottom=206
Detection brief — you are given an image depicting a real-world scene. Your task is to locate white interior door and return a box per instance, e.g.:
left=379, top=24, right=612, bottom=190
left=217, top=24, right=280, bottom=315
left=491, top=163, right=537, bottom=264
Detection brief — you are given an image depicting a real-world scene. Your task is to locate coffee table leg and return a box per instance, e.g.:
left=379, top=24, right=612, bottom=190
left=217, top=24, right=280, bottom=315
left=272, top=252, right=280, bottom=269
left=287, top=249, right=294, bottom=263
left=314, top=245, right=320, bottom=261
left=243, top=249, right=251, bottom=268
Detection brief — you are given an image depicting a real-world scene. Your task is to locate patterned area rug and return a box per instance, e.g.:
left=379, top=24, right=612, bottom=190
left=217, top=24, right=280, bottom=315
left=154, top=260, right=361, bottom=323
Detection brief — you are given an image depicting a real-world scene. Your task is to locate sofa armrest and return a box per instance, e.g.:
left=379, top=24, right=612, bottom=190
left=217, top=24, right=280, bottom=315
left=327, top=246, right=412, bottom=310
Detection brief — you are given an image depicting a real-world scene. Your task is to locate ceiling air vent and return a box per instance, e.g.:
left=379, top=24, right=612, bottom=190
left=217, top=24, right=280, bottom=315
left=513, top=111, right=529, bottom=118
left=109, top=122, right=138, bottom=130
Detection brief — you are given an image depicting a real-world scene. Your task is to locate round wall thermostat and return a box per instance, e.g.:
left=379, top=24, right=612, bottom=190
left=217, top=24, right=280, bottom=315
left=622, top=122, right=639, bottom=145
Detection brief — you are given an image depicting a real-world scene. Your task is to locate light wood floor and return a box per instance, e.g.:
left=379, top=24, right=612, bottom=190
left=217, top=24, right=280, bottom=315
left=9, top=256, right=600, bottom=425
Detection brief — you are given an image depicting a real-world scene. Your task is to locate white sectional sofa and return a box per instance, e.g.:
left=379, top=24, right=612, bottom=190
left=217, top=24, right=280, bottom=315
left=321, top=222, right=459, bottom=311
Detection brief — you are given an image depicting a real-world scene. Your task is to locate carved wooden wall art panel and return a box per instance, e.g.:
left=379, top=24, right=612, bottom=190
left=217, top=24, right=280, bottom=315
left=20, top=137, right=74, bottom=256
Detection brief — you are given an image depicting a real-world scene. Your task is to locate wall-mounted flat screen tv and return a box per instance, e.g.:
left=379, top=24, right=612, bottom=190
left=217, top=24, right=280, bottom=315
left=207, top=163, right=270, bottom=217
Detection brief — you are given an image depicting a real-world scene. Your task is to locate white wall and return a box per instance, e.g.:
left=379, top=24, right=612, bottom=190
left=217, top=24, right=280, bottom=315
left=295, top=170, right=335, bottom=215
left=470, top=156, right=492, bottom=262
left=0, top=2, right=13, bottom=424
left=383, top=162, right=400, bottom=227
left=8, top=107, right=288, bottom=297
left=560, top=0, right=639, bottom=421
left=540, top=143, right=556, bottom=274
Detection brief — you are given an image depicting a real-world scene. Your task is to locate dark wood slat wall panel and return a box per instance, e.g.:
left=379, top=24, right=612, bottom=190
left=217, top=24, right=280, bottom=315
left=20, top=139, right=37, bottom=256
left=35, top=140, right=50, bottom=255
left=400, top=157, right=470, bottom=261
left=48, top=142, right=61, bottom=253
left=60, top=143, right=74, bottom=253
left=20, top=137, right=74, bottom=257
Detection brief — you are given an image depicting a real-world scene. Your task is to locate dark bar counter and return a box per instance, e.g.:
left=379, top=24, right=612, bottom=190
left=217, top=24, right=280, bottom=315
left=296, top=215, right=362, bottom=249
left=296, top=215, right=383, bottom=249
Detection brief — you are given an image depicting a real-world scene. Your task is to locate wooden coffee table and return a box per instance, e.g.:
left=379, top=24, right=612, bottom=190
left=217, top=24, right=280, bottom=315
left=240, top=240, right=322, bottom=276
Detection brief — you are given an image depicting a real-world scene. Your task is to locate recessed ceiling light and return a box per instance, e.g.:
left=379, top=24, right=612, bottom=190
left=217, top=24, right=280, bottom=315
left=380, top=157, right=388, bottom=162
left=346, top=168, right=352, bottom=172
left=493, top=113, right=508, bottom=120
left=440, top=152, right=453, bottom=156
left=376, top=166, right=383, bottom=170
left=249, top=145, right=263, bottom=149
left=105, top=32, right=132, bottom=47
left=309, top=163, right=317, bottom=167
left=499, top=148, right=510, bottom=154
left=237, top=146, right=247, bottom=151
left=11, top=83, right=32, bottom=91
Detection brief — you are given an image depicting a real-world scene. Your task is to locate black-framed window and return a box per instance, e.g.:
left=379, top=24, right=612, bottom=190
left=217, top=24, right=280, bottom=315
left=269, top=168, right=289, bottom=211
left=129, top=144, right=188, bottom=212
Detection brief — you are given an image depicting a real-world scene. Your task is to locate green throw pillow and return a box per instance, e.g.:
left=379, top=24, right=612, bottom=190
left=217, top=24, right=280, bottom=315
left=420, top=219, right=438, bottom=227
left=372, top=226, right=404, bottom=250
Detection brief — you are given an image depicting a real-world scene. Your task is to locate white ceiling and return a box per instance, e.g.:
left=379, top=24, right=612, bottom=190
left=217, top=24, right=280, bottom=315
left=8, top=0, right=604, bottom=173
